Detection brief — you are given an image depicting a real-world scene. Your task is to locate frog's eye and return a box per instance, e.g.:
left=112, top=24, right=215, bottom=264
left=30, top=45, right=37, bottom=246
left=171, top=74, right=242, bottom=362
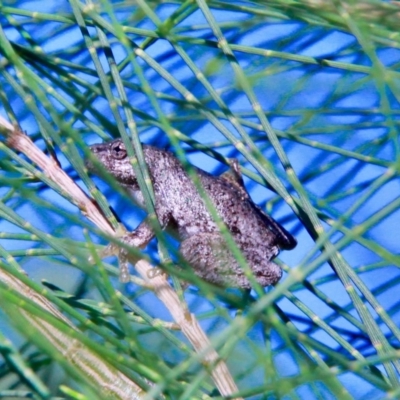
left=111, top=141, right=127, bottom=160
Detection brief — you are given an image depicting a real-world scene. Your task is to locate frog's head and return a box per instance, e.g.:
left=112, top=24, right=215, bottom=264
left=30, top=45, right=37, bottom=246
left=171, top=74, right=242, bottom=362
left=86, top=139, right=138, bottom=186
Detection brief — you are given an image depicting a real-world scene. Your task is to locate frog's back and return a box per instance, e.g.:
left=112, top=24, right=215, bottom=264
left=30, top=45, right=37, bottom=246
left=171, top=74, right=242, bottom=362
left=199, top=171, right=296, bottom=251
left=144, top=144, right=296, bottom=251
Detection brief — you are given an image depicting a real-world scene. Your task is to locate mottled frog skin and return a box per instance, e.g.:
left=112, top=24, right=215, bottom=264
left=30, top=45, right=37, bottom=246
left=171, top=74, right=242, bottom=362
left=87, top=139, right=296, bottom=288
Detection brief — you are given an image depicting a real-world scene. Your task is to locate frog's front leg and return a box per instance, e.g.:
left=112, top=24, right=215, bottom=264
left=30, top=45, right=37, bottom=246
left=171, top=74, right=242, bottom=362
left=101, top=220, right=156, bottom=282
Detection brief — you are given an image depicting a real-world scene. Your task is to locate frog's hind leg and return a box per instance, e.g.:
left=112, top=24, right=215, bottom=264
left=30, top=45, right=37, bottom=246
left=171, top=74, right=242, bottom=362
left=180, top=233, right=283, bottom=289
left=180, top=233, right=248, bottom=288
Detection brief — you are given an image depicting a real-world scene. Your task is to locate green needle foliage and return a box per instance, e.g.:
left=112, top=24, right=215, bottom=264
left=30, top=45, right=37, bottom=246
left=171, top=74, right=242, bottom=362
left=0, top=1, right=399, bottom=399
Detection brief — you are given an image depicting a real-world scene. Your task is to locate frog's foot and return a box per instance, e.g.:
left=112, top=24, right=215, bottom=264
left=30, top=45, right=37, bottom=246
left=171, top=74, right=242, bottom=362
left=97, top=224, right=150, bottom=283
left=103, top=244, right=131, bottom=283
left=96, top=225, right=130, bottom=282
left=147, top=267, right=167, bottom=280
left=89, top=244, right=131, bottom=282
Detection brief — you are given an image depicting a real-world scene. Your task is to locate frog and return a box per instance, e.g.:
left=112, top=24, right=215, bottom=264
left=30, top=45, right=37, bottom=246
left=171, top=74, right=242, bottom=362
left=86, top=139, right=296, bottom=288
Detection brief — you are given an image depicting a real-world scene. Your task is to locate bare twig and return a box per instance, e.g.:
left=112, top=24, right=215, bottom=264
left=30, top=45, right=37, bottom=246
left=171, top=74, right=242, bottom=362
left=0, top=116, right=144, bottom=399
